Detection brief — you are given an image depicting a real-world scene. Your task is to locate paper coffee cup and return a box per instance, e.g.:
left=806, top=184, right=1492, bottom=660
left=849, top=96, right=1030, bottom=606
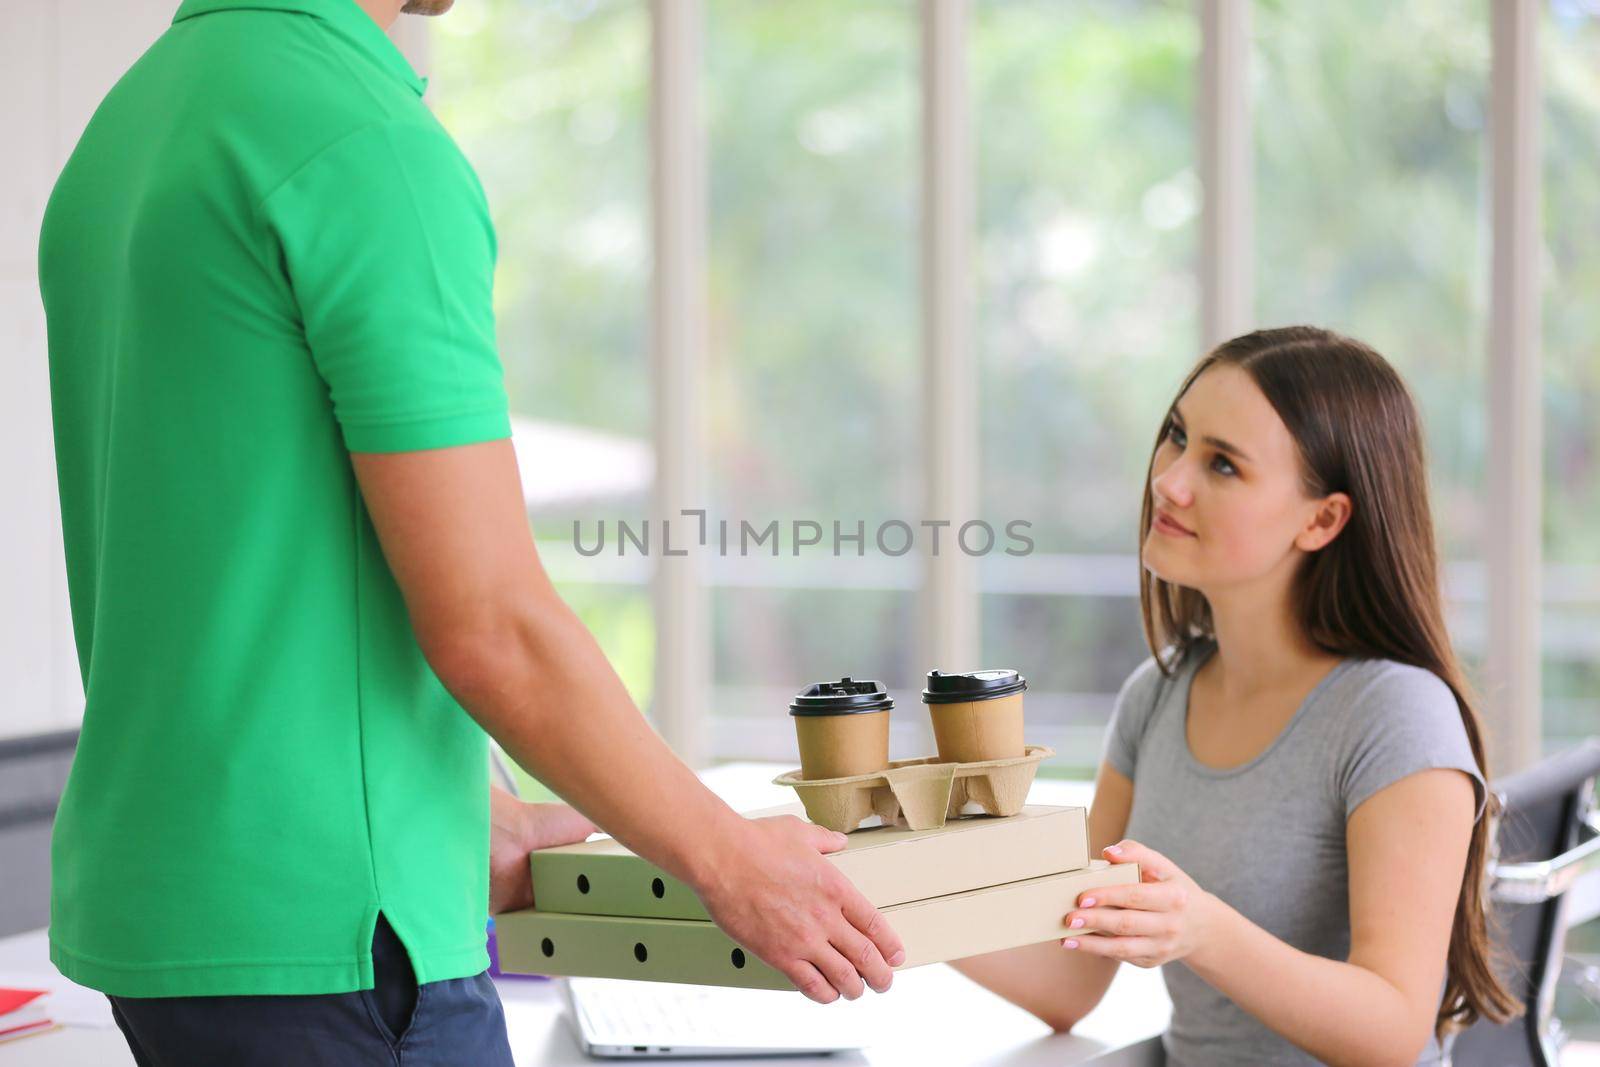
left=921, top=669, right=1027, bottom=764
left=789, top=677, right=893, bottom=781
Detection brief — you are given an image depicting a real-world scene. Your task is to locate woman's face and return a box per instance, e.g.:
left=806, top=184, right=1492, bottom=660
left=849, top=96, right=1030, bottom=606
left=1142, top=363, right=1346, bottom=594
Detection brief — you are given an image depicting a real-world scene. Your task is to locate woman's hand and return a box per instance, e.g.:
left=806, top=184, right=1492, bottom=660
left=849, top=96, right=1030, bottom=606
left=1060, top=839, right=1220, bottom=968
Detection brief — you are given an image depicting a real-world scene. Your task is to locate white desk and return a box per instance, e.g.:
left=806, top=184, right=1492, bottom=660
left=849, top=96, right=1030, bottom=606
left=0, top=766, right=1169, bottom=1066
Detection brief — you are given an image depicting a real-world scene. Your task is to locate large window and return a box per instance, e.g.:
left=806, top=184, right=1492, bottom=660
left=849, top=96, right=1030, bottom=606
left=432, top=1, right=1589, bottom=774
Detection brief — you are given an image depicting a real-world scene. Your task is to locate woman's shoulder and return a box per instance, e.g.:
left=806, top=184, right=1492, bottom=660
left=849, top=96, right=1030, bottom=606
left=1116, top=654, right=1166, bottom=707
left=1323, top=654, right=1485, bottom=818
left=1101, top=648, right=1182, bottom=778
left=1329, top=655, right=1462, bottom=729
left=1114, top=646, right=1177, bottom=707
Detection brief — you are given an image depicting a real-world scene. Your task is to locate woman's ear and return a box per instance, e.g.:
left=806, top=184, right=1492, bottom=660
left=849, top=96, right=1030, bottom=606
left=1295, top=492, right=1353, bottom=552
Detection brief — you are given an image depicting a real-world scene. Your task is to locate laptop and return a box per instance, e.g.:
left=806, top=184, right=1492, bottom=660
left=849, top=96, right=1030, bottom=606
left=562, top=977, right=871, bottom=1059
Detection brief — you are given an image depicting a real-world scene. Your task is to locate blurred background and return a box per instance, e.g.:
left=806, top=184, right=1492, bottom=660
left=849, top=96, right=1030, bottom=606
left=2, top=0, right=1598, bottom=1054
left=410, top=0, right=1597, bottom=776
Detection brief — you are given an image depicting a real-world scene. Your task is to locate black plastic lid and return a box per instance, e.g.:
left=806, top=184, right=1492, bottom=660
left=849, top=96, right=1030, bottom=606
left=921, top=669, right=1027, bottom=704
left=789, top=677, right=894, bottom=717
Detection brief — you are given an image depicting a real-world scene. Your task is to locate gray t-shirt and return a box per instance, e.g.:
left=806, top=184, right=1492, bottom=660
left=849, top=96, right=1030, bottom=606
left=1102, top=639, right=1486, bottom=1066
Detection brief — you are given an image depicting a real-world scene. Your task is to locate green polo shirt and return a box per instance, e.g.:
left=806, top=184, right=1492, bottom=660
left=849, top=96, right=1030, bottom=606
left=39, top=0, right=511, bottom=997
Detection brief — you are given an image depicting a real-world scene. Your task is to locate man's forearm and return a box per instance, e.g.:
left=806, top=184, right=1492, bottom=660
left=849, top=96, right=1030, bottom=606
left=443, top=594, right=747, bottom=896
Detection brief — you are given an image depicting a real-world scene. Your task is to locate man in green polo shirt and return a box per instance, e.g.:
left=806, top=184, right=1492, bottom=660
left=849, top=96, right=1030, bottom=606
left=39, top=0, right=903, bottom=1060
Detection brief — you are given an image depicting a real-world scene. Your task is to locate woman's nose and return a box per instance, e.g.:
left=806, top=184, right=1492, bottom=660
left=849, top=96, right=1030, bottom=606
left=1151, top=455, right=1194, bottom=509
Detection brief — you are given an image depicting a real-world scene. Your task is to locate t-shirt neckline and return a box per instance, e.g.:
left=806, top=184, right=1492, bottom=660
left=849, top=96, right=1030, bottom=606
left=1178, top=640, right=1358, bottom=779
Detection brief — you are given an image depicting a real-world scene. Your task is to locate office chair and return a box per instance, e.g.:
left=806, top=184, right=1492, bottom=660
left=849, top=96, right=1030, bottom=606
left=1451, top=738, right=1600, bottom=1067
left=0, top=728, right=79, bottom=937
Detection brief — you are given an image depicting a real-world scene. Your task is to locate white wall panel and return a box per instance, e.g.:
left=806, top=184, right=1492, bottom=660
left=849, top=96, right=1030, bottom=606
left=0, top=3, right=58, bottom=279
left=53, top=0, right=170, bottom=166
left=2, top=0, right=167, bottom=740
left=0, top=280, right=59, bottom=738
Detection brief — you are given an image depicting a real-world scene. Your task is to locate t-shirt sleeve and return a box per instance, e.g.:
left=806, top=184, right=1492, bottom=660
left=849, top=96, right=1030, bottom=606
left=262, top=120, right=511, bottom=453
left=1336, top=663, right=1488, bottom=823
left=1100, top=656, right=1165, bottom=780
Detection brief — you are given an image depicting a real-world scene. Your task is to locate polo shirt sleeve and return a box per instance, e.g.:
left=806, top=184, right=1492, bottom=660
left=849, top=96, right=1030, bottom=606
left=261, top=120, right=511, bottom=453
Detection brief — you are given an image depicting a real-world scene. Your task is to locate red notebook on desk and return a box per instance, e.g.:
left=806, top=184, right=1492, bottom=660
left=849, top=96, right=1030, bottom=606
left=0, top=987, right=56, bottom=1043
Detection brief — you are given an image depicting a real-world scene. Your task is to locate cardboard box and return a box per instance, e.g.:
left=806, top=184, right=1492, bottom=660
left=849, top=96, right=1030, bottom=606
left=497, top=859, right=1139, bottom=990
left=529, top=804, right=1089, bottom=921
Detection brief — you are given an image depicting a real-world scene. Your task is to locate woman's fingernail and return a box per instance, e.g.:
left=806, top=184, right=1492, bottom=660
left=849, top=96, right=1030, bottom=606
left=1069, top=918, right=1084, bottom=929
left=1081, top=897, right=1097, bottom=908
left=889, top=950, right=906, bottom=966
left=1104, top=845, right=1123, bottom=857
left=1062, top=939, right=1079, bottom=949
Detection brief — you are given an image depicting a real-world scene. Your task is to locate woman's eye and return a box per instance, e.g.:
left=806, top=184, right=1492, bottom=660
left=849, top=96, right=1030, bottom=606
left=1212, top=455, right=1237, bottom=477
left=1165, top=422, right=1186, bottom=447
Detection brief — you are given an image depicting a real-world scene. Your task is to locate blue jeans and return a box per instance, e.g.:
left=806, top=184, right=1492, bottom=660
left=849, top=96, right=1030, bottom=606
left=107, top=915, right=514, bottom=1066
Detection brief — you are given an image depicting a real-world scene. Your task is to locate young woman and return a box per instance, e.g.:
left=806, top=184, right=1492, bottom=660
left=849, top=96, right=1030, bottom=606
left=954, top=327, right=1518, bottom=1065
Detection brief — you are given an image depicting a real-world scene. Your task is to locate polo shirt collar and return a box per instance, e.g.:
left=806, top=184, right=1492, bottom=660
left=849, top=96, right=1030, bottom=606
left=172, top=0, right=427, bottom=97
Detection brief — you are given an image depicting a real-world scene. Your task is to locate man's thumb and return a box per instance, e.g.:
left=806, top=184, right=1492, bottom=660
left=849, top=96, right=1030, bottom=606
left=527, top=803, right=598, bottom=850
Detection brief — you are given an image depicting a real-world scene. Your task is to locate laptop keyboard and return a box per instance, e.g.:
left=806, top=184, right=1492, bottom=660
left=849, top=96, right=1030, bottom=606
left=569, top=978, right=870, bottom=1051
left=579, top=983, right=729, bottom=1043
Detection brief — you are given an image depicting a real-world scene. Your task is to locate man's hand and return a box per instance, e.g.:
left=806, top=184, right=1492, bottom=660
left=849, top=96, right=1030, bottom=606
left=489, top=785, right=596, bottom=915
left=692, top=814, right=906, bottom=1004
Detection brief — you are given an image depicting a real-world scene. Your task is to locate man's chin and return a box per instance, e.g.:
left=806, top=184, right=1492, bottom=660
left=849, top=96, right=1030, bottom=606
left=401, top=0, right=455, bottom=14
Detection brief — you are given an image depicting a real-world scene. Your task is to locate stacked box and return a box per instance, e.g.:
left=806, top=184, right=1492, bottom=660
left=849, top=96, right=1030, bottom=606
left=524, top=803, right=1088, bottom=920
left=495, top=804, right=1137, bottom=990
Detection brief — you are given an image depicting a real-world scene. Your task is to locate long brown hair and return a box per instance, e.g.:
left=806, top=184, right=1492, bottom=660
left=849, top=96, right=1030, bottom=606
left=1137, top=325, right=1519, bottom=1037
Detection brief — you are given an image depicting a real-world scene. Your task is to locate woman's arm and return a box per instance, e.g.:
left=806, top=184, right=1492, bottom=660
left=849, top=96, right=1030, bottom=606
left=1068, top=768, right=1475, bottom=1067
left=948, top=761, right=1134, bottom=1031
left=1188, top=768, right=1474, bottom=1065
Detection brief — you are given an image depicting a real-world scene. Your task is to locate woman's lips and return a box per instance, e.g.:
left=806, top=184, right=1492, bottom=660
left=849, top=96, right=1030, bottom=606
left=1153, top=510, right=1195, bottom=538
